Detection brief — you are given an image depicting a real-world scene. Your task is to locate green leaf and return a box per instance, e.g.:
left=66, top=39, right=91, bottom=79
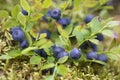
left=65, top=24, right=73, bottom=35
left=24, top=32, right=32, bottom=46
left=90, top=16, right=102, bottom=33
left=99, top=0, right=107, bottom=5
left=17, top=12, right=26, bottom=26
left=74, top=0, right=81, bottom=9
left=29, top=29, right=38, bottom=38
left=21, top=47, right=37, bottom=54
left=105, top=21, right=120, bottom=28
left=81, top=28, right=90, bottom=39
left=89, top=39, right=99, bottom=45
left=45, top=75, right=54, bottom=80
left=87, top=60, right=107, bottom=65
left=26, top=22, right=35, bottom=32
left=30, top=55, right=41, bottom=64
left=72, top=26, right=84, bottom=43
left=20, top=0, right=30, bottom=11
left=41, top=63, right=55, bottom=70
left=11, top=5, right=20, bottom=18
left=3, top=18, right=19, bottom=29
left=60, top=0, right=72, bottom=10
left=47, top=57, right=55, bottom=63
left=0, top=55, right=12, bottom=60
left=57, top=56, right=68, bottom=64
left=102, top=30, right=114, bottom=38
left=0, top=10, right=9, bottom=18
left=56, top=23, right=68, bottom=38
left=99, top=9, right=108, bottom=18
left=25, top=51, right=35, bottom=56
left=40, top=41, right=53, bottom=49
left=84, top=1, right=98, bottom=8
left=8, top=49, right=21, bottom=58
left=107, top=53, right=119, bottom=61
left=39, top=33, right=47, bottom=39
left=73, top=61, right=79, bottom=66
left=43, top=0, right=52, bottom=8
left=30, top=13, right=43, bottom=22
left=33, top=39, right=48, bottom=47
left=57, top=65, right=68, bottom=76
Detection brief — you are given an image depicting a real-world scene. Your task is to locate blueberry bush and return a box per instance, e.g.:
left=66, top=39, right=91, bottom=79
left=0, top=0, right=120, bottom=80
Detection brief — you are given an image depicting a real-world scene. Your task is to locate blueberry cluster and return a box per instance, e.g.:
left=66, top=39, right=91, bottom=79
left=86, top=51, right=108, bottom=63
left=80, top=41, right=98, bottom=52
left=52, top=46, right=68, bottom=59
left=11, top=27, right=29, bottom=49
left=52, top=46, right=81, bottom=60
left=11, top=9, right=109, bottom=75
left=84, top=14, right=104, bottom=42
left=43, top=9, right=71, bottom=28
left=83, top=14, right=107, bottom=62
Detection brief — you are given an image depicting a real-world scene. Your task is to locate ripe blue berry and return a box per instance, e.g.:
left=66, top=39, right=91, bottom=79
left=38, top=29, right=51, bottom=39
left=86, top=51, right=97, bottom=60
left=57, top=51, right=68, bottom=59
left=70, top=48, right=81, bottom=59
left=22, top=9, right=28, bottom=16
left=11, top=29, right=25, bottom=42
left=58, top=17, right=71, bottom=28
left=89, top=42, right=98, bottom=52
left=34, top=49, right=48, bottom=59
left=50, top=9, right=61, bottom=20
left=20, top=39, right=29, bottom=49
left=80, top=41, right=90, bottom=50
left=84, top=14, right=94, bottom=24
left=10, top=27, right=21, bottom=34
left=52, top=46, right=64, bottom=58
left=96, top=54, right=108, bottom=63
left=96, top=33, right=104, bottom=41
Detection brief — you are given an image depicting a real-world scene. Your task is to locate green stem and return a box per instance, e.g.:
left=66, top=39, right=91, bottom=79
left=53, top=63, right=58, bottom=78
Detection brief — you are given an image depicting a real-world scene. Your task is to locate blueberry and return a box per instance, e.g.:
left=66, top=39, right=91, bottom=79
left=11, top=29, right=25, bottom=42
left=50, top=9, right=61, bottom=20
left=34, top=49, right=48, bottom=59
left=96, top=54, right=108, bottom=63
left=89, top=42, right=98, bottom=51
left=52, top=46, right=64, bottom=58
left=58, top=17, right=71, bottom=28
left=70, top=48, right=81, bottom=59
left=38, top=29, right=51, bottom=39
left=20, top=39, right=29, bottom=49
left=86, top=51, right=97, bottom=60
left=80, top=41, right=90, bottom=50
left=57, top=51, right=68, bottom=59
left=42, top=69, right=49, bottom=75
left=84, top=14, right=94, bottom=24
left=10, top=27, right=21, bottom=34
left=50, top=67, right=54, bottom=75
left=41, top=67, right=54, bottom=75
left=22, top=9, right=28, bottom=16
left=96, top=33, right=104, bottom=41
